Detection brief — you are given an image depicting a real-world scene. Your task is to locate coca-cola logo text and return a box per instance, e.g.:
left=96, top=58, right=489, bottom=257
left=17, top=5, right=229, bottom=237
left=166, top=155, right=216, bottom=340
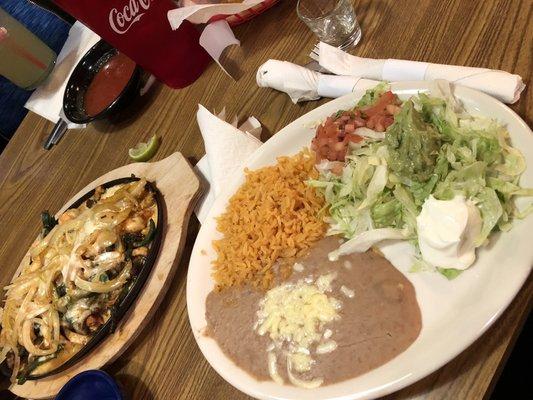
left=109, top=0, right=151, bottom=34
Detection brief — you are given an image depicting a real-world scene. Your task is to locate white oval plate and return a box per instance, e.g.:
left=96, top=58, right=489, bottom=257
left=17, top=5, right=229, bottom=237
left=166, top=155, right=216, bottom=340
left=187, top=82, right=533, bottom=400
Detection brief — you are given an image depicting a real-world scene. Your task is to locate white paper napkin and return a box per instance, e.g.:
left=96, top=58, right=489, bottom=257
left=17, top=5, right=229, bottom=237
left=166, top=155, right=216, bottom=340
left=199, top=20, right=240, bottom=78
left=318, top=42, right=525, bottom=104
left=25, top=22, right=100, bottom=128
left=194, top=105, right=262, bottom=223
left=256, top=59, right=380, bottom=103
left=168, top=0, right=264, bottom=30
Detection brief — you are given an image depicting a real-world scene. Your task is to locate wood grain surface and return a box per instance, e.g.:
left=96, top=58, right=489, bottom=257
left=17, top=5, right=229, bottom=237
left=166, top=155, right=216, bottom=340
left=0, top=0, right=531, bottom=399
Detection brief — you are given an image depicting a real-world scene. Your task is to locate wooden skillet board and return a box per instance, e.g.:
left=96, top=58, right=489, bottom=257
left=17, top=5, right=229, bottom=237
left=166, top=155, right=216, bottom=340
left=10, top=152, right=202, bottom=399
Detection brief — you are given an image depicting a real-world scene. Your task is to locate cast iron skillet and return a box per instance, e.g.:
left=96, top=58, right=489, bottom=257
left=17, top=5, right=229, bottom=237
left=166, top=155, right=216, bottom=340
left=1, top=176, right=164, bottom=384
left=44, top=40, right=142, bottom=149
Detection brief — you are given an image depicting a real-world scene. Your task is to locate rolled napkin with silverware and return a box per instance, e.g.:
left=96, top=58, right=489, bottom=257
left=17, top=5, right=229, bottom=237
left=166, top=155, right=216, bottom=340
left=256, top=59, right=379, bottom=103
left=315, top=42, right=525, bottom=104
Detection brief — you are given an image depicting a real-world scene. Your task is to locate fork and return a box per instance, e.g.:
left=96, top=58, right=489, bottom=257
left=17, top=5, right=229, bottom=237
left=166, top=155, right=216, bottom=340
left=306, top=43, right=334, bottom=74
left=309, top=43, right=320, bottom=62
left=309, top=40, right=355, bottom=61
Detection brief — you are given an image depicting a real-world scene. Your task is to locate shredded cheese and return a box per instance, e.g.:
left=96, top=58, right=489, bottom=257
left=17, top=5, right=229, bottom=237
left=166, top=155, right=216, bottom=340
left=316, top=340, right=337, bottom=354
left=292, top=262, right=304, bottom=272
left=315, top=272, right=337, bottom=293
left=256, top=274, right=342, bottom=388
left=287, top=358, right=324, bottom=389
left=289, top=352, right=313, bottom=372
left=256, top=279, right=340, bottom=348
left=340, top=285, right=355, bottom=298
left=268, top=352, right=284, bottom=385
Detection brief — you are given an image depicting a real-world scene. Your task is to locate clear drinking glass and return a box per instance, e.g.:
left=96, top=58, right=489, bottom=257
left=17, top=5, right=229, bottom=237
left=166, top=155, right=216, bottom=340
left=0, top=7, right=57, bottom=90
left=297, top=0, right=362, bottom=49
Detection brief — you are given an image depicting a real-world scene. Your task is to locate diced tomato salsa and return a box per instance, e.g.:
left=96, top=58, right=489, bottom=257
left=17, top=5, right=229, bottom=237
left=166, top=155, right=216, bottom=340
left=311, top=91, right=401, bottom=162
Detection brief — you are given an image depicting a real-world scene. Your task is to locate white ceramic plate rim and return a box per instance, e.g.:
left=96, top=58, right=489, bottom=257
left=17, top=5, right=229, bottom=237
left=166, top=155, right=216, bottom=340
left=187, top=81, right=533, bottom=400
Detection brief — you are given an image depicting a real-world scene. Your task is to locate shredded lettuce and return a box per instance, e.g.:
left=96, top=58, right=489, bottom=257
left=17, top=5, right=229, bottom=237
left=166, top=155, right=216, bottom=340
left=309, top=82, right=533, bottom=275
left=356, top=82, right=390, bottom=107
left=330, top=83, right=391, bottom=121
left=409, top=257, right=435, bottom=273
left=329, top=228, right=408, bottom=261
left=436, top=267, right=463, bottom=280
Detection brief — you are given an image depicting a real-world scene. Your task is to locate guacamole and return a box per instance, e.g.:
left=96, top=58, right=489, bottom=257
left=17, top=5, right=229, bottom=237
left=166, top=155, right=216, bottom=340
left=385, top=101, right=441, bottom=182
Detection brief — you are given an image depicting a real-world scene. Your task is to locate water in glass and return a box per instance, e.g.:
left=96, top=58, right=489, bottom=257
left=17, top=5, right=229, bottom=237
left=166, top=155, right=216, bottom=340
left=297, top=0, right=361, bottom=49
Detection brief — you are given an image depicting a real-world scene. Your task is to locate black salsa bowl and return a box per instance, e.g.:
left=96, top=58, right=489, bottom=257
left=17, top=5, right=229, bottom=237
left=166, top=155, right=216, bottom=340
left=63, top=40, right=142, bottom=124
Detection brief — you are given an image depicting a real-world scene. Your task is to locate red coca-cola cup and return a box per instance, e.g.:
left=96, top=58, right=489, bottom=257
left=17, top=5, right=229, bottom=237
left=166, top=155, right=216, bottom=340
left=53, top=0, right=211, bottom=88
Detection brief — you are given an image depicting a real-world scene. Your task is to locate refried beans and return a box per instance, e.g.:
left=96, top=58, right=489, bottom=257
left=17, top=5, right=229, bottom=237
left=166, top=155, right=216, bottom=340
left=205, top=236, right=422, bottom=387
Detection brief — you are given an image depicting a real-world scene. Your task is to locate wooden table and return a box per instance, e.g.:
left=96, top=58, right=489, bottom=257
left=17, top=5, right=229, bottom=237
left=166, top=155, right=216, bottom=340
left=0, top=0, right=531, bottom=398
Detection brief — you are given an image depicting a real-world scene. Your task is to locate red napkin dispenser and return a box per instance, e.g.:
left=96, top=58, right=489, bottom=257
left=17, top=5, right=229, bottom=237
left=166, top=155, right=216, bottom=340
left=53, top=0, right=211, bottom=89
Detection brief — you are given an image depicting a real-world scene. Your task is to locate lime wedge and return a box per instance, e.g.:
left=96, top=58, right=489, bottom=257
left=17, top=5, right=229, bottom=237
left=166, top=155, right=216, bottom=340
left=129, top=135, right=160, bottom=162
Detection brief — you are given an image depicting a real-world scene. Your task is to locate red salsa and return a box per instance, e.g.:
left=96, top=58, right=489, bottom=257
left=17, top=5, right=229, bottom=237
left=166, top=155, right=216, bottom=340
left=311, top=91, right=401, bottom=162
left=84, top=52, right=136, bottom=117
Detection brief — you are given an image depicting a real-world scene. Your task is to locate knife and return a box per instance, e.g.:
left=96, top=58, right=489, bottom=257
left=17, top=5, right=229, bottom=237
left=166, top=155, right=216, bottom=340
left=43, top=117, right=68, bottom=150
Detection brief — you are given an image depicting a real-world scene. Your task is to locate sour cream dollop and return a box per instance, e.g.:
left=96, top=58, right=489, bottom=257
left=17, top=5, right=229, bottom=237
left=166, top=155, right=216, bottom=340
left=416, top=195, right=482, bottom=270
